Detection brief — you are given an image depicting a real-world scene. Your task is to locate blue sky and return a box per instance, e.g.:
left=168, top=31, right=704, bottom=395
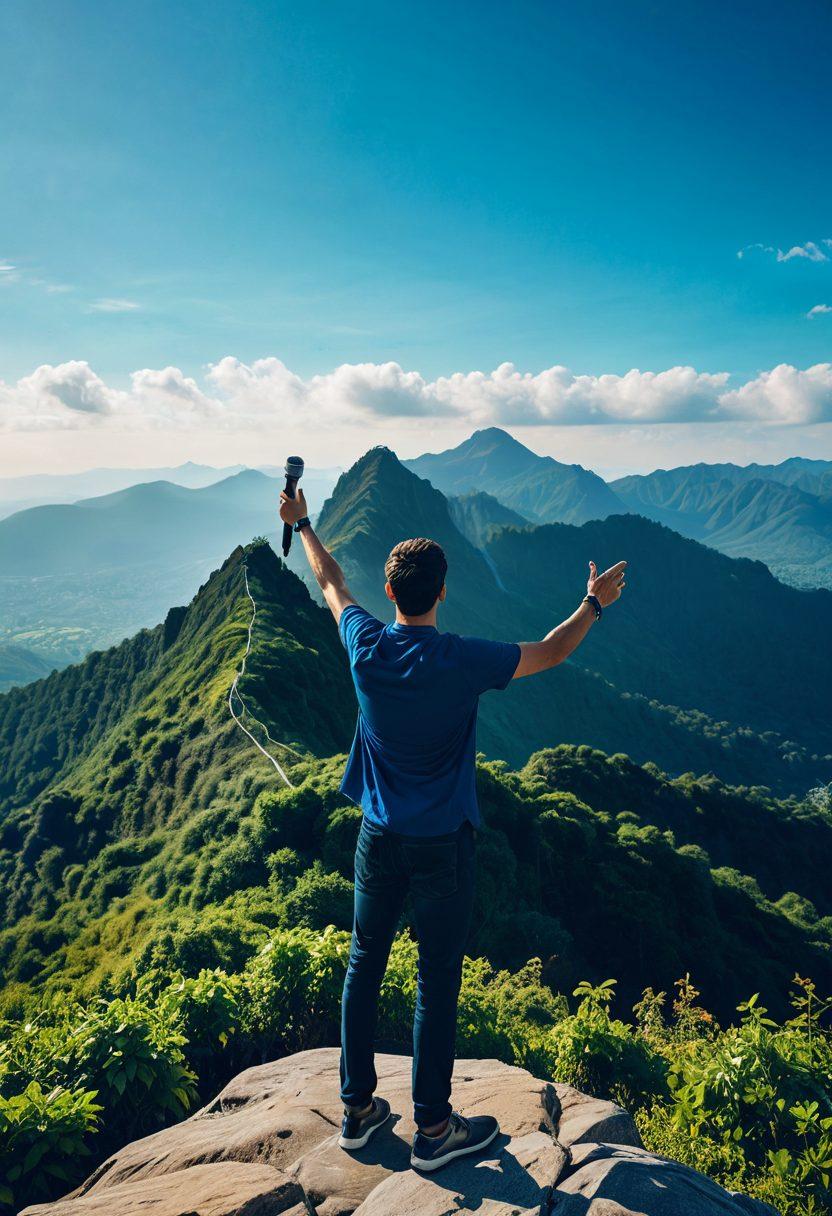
left=1, top=0, right=831, bottom=475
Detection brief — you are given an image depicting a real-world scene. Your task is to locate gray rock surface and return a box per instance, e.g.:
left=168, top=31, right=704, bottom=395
left=549, top=1142, right=781, bottom=1215
left=551, top=1083, right=643, bottom=1149
left=21, top=1048, right=780, bottom=1216
left=19, top=1162, right=306, bottom=1216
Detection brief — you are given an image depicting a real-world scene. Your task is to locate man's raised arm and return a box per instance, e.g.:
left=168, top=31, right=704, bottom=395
left=513, top=560, right=627, bottom=679
left=279, top=489, right=357, bottom=624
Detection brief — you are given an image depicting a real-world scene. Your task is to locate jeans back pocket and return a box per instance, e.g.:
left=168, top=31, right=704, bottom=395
left=354, top=823, right=391, bottom=891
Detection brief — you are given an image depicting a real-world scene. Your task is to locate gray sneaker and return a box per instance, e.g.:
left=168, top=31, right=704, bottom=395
left=338, top=1096, right=392, bottom=1150
left=411, top=1111, right=500, bottom=1171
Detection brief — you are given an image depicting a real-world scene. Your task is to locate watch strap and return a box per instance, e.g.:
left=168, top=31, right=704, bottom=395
left=583, top=594, right=602, bottom=620
left=294, top=516, right=311, bottom=533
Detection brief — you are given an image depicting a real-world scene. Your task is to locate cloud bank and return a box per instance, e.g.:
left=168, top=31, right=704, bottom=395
left=3, top=357, right=832, bottom=433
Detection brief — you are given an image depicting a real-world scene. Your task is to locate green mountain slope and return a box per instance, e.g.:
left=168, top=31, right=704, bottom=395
left=447, top=490, right=528, bottom=548
left=0, top=542, right=356, bottom=922
left=405, top=427, right=624, bottom=524
left=316, top=446, right=506, bottom=635
left=0, top=541, right=829, bottom=1024
left=313, top=448, right=830, bottom=794
left=485, top=512, right=832, bottom=760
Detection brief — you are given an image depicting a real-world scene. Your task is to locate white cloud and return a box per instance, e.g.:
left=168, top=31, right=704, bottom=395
left=738, top=239, right=831, bottom=263
left=716, top=363, right=832, bottom=425
left=88, top=298, right=141, bottom=313
left=0, top=361, right=126, bottom=430
left=807, top=304, right=832, bottom=318
left=429, top=364, right=729, bottom=424
left=778, top=242, right=828, bottom=263
left=3, top=357, right=832, bottom=434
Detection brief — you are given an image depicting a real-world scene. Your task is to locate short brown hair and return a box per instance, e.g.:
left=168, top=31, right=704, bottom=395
left=385, top=538, right=447, bottom=617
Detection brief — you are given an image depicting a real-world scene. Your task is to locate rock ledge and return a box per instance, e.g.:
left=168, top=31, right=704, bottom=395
left=22, top=1048, right=779, bottom=1216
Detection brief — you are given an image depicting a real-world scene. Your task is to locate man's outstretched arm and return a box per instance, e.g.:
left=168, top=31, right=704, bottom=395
left=279, top=489, right=356, bottom=624
left=513, top=560, right=627, bottom=679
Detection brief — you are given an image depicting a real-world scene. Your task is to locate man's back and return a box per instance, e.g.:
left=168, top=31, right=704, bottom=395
left=339, top=604, right=519, bottom=835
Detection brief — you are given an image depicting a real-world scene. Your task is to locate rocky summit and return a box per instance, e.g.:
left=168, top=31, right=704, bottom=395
left=22, top=1048, right=779, bottom=1216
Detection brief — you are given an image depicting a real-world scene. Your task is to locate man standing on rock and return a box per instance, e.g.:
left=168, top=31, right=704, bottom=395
left=280, top=486, right=627, bottom=1171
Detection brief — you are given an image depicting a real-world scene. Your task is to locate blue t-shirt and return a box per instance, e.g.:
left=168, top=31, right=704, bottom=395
left=338, top=605, right=520, bottom=836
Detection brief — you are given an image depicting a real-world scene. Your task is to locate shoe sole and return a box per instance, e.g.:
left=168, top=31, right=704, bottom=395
left=411, top=1124, right=500, bottom=1171
left=338, top=1108, right=392, bottom=1150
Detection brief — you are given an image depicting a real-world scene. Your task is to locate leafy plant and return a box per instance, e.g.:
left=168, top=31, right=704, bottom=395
left=0, top=1082, right=100, bottom=1211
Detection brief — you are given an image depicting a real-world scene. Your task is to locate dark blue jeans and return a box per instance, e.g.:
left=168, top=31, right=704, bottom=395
left=339, top=817, right=476, bottom=1129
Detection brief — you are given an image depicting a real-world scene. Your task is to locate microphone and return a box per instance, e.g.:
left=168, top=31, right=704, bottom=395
left=282, top=456, right=305, bottom=557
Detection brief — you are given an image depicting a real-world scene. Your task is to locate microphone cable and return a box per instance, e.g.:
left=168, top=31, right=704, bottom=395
left=227, top=560, right=303, bottom=788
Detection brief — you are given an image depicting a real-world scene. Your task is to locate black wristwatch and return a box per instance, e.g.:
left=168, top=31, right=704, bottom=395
left=583, top=594, right=602, bottom=620
left=294, top=516, right=311, bottom=533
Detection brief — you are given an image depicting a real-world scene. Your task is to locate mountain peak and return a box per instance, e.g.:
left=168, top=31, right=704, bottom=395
left=404, top=430, right=623, bottom=525
left=470, top=425, right=524, bottom=445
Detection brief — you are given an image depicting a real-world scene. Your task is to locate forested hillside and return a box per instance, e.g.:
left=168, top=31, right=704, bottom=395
left=484, top=511, right=832, bottom=754
left=1, top=538, right=829, bottom=1022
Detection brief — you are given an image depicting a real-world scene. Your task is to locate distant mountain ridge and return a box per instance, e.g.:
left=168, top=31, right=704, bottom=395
left=0, top=644, right=67, bottom=694
left=615, top=455, right=832, bottom=498
left=405, top=427, right=624, bottom=524
left=0, top=470, right=282, bottom=575
left=613, top=464, right=832, bottom=588
left=0, top=470, right=290, bottom=665
left=0, top=461, right=247, bottom=520
left=406, top=431, right=832, bottom=590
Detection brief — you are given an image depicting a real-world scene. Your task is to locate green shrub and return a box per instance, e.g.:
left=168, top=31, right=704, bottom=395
left=321, top=805, right=362, bottom=876
left=661, top=980, right=832, bottom=1213
left=283, top=863, right=354, bottom=930
left=542, top=980, right=667, bottom=1108
left=0, top=1082, right=101, bottom=1212
left=3, top=994, right=197, bottom=1148
left=239, top=926, right=349, bottom=1056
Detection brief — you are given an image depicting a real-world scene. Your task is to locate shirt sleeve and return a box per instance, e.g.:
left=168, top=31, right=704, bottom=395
left=339, top=604, right=383, bottom=664
left=458, top=636, right=521, bottom=695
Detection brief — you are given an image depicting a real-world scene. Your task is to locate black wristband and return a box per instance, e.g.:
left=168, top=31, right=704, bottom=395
left=583, top=594, right=602, bottom=620
left=294, top=516, right=311, bottom=533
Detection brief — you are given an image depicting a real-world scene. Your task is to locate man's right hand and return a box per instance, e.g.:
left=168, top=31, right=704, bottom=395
left=587, top=560, right=627, bottom=608
left=280, top=487, right=309, bottom=527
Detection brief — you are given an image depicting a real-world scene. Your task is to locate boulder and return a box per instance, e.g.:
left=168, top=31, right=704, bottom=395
left=549, top=1142, right=781, bottom=1215
left=353, top=1129, right=565, bottom=1215
left=551, top=1083, right=642, bottom=1148
left=19, top=1162, right=306, bottom=1216
left=21, top=1048, right=779, bottom=1216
